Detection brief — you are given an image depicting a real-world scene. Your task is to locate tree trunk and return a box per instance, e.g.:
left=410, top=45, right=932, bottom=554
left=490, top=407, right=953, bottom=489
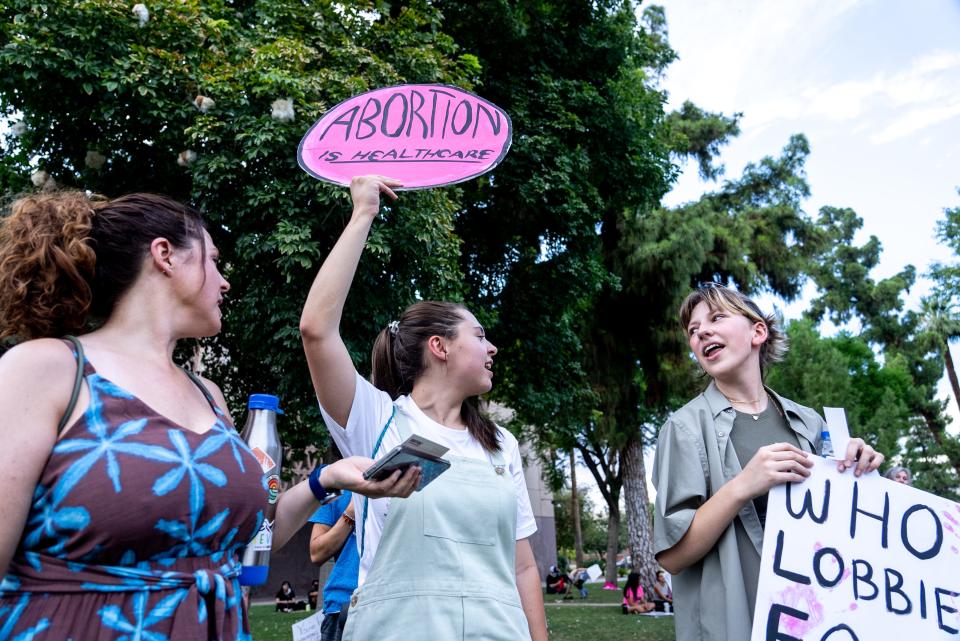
left=570, top=450, right=585, bottom=568
left=576, top=441, right=623, bottom=587
left=604, top=501, right=621, bottom=587
left=622, top=436, right=659, bottom=588
left=944, top=338, right=960, bottom=418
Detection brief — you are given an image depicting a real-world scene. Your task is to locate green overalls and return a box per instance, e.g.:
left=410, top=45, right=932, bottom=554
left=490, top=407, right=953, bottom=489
left=341, top=409, right=532, bottom=641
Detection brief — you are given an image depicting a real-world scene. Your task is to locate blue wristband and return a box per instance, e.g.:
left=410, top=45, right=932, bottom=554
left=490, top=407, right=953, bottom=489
left=308, top=465, right=341, bottom=505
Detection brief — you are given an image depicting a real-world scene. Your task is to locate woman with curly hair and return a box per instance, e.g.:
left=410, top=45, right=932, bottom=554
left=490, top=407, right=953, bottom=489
left=0, top=191, right=418, bottom=640
left=652, top=283, right=885, bottom=641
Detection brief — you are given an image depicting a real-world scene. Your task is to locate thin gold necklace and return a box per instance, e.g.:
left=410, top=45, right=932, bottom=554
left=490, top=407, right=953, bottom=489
left=718, top=384, right=763, bottom=405
left=721, top=387, right=766, bottom=420
left=728, top=391, right=785, bottom=421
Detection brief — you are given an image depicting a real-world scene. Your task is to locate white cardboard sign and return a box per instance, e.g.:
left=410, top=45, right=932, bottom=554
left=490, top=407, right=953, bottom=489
left=586, top=563, right=603, bottom=582
left=751, top=456, right=960, bottom=640
left=822, top=407, right=852, bottom=458
left=291, top=610, right=325, bottom=641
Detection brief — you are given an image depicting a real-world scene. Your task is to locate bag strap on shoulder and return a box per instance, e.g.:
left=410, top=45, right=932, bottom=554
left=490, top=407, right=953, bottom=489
left=58, top=335, right=86, bottom=435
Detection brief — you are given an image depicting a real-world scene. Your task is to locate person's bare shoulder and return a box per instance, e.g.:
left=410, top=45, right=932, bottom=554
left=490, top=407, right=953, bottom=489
left=1, top=338, right=78, bottom=395
left=0, top=338, right=79, bottom=435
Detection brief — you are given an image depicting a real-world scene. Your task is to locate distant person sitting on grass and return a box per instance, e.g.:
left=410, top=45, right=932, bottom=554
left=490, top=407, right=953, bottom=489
left=621, top=572, right=654, bottom=614
left=652, top=570, right=673, bottom=612
left=275, top=581, right=304, bottom=613
left=545, top=566, right=573, bottom=599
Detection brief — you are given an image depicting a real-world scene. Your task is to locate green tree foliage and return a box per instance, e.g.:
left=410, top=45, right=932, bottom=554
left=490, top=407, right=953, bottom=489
left=553, top=490, right=611, bottom=562
left=800, top=204, right=960, bottom=496
left=0, top=0, right=475, bottom=457
left=929, top=192, right=960, bottom=411
left=662, top=100, right=741, bottom=180
left=766, top=320, right=911, bottom=469
left=5, top=0, right=945, bottom=586
left=432, top=0, right=682, bottom=584
left=433, top=0, right=847, bottom=586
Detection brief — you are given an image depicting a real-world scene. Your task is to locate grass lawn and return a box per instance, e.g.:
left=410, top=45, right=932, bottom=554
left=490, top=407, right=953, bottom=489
left=249, top=582, right=677, bottom=641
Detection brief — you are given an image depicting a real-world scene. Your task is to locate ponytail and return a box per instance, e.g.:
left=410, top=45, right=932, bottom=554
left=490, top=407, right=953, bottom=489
left=0, top=190, right=207, bottom=343
left=370, top=301, right=502, bottom=453
left=0, top=192, right=96, bottom=341
left=371, top=326, right=402, bottom=398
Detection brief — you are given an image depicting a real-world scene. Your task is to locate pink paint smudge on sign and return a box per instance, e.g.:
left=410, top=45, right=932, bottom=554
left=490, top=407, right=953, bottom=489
left=943, top=508, right=960, bottom=554
left=775, top=584, right=825, bottom=637
left=298, top=84, right=512, bottom=190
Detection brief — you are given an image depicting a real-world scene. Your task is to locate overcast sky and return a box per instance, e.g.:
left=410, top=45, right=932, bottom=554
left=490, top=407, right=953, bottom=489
left=656, top=0, right=960, bottom=306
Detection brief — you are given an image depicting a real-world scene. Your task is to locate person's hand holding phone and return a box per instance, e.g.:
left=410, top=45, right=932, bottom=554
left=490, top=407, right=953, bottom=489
left=321, top=456, right=421, bottom=499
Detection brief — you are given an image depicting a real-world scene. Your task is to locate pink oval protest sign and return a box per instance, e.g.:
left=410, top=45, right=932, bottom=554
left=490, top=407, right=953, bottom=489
left=298, top=84, right=512, bottom=190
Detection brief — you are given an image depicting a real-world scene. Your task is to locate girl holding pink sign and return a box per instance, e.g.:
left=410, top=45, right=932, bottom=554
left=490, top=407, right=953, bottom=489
left=300, top=175, right=548, bottom=641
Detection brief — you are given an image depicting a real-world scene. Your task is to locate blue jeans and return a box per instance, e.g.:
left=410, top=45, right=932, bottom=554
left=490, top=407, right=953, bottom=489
left=321, top=607, right=348, bottom=641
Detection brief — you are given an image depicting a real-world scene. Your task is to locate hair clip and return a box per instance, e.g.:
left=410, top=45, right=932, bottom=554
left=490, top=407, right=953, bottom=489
left=388, top=320, right=400, bottom=336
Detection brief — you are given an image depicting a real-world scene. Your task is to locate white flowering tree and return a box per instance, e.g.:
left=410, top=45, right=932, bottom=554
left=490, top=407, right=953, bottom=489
left=0, top=0, right=477, bottom=459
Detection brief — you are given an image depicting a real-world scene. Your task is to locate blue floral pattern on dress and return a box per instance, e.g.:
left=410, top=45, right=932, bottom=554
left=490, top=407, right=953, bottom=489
left=0, top=351, right=267, bottom=640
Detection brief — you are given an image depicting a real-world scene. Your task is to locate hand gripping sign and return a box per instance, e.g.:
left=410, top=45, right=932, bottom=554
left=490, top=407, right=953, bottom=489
left=752, top=457, right=960, bottom=641
left=298, top=84, right=512, bottom=190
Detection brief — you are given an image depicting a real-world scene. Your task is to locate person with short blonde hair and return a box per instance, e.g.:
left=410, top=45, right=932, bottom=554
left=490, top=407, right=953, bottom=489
left=653, top=282, right=885, bottom=641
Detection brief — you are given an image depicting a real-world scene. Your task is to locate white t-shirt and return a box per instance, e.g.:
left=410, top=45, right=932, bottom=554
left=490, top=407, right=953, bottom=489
left=319, top=372, right=538, bottom=585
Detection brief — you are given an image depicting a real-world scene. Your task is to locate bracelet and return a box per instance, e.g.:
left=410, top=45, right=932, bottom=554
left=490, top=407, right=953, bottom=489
left=341, top=512, right=355, bottom=525
left=308, top=466, right=328, bottom=503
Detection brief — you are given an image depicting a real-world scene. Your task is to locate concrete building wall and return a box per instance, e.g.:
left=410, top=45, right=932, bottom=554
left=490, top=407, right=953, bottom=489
left=520, top=440, right=557, bottom=582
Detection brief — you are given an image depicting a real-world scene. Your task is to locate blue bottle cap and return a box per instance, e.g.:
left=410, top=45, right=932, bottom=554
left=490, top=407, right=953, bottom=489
left=247, top=393, right=283, bottom=414
left=239, top=564, right=269, bottom=586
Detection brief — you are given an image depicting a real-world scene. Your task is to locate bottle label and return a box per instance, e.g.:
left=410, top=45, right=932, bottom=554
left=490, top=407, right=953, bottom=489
left=266, top=473, right=281, bottom=504
left=249, top=518, right=273, bottom=551
left=251, top=447, right=276, bottom=473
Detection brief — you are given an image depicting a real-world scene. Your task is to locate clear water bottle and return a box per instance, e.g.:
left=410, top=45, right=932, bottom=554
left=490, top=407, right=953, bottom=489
left=820, top=429, right=834, bottom=458
left=239, top=393, right=283, bottom=586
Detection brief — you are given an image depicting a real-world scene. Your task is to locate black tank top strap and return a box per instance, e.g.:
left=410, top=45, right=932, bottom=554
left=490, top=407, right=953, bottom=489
left=58, top=335, right=87, bottom=435
left=182, top=368, right=219, bottom=412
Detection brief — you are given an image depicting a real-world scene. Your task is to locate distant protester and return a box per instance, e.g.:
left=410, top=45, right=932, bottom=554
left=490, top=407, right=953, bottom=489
left=621, top=572, right=654, bottom=614
left=884, top=465, right=912, bottom=485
